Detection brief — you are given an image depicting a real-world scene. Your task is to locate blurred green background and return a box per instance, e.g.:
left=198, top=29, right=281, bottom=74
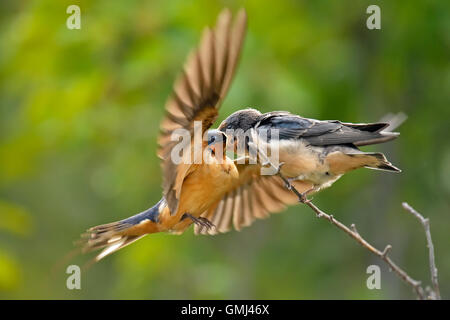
left=0, top=0, right=449, bottom=299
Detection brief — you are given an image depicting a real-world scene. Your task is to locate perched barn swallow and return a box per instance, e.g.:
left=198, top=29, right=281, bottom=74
left=81, top=9, right=247, bottom=261
left=191, top=110, right=401, bottom=235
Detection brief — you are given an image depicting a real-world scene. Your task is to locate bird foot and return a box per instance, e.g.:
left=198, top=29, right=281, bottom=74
left=183, top=213, right=215, bottom=230
left=284, top=177, right=301, bottom=190
left=275, top=162, right=285, bottom=174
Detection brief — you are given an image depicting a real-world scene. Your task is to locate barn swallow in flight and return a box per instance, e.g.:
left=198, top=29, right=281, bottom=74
left=190, top=110, right=401, bottom=235
left=81, top=9, right=247, bottom=261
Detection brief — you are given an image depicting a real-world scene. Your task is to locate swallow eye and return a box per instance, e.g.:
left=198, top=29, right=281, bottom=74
left=208, top=130, right=227, bottom=146
left=208, top=135, right=216, bottom=145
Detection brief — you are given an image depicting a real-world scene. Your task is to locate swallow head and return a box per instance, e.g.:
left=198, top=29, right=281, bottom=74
left=207, top=129, right=227, bottom=155
left=218, top=108, right=262, bottom=155
left=218, top=108, right=262, bottom=133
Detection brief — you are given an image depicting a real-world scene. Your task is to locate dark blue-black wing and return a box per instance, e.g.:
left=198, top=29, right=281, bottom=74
left=256, top=111, right=398, bottom=146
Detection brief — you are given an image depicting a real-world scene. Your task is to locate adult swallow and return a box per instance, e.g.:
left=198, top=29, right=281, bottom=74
left=191, top=109, right=402, bottom=235
left=80, top=9, right=247, bottom=261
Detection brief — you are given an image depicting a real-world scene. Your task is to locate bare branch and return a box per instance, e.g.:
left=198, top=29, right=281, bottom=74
left=402, top=202, right=440, bottom=300
left=297, top=193, right=426, bottom=299
left=252, top=139, right=427, bottom=299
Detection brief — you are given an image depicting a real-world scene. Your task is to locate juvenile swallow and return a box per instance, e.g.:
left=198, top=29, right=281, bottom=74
left=81, top=9, right=247, bottom=261
left=191, top=109, right=401, bottom=235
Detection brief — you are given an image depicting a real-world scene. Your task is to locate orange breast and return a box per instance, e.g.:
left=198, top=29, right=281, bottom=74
left=159, top=158, right=239, bottom=232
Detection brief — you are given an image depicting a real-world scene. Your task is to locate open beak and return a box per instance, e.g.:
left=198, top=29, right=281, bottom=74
left=208, top=140, right=227, bottom=157
left=208, top=144, right=217, bottom=154
left=209, top=141, right=226, bottom=153
left=207, top=130, right=228, bottom=157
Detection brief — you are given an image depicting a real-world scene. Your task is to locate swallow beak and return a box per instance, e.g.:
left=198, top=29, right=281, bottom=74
left=207, top=133, right=227, bottom=156
left=208, top=144, right=217, bottom=154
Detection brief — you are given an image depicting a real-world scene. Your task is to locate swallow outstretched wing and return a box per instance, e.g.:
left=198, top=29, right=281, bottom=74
left=194, top=163, right=314, bottom=235
left=158, top=9, right=247, bottom=214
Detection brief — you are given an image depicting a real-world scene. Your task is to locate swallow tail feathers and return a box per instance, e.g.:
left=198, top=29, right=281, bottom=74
left=344, top=122, right=400, bottom=147
left=327, top=151, right=401, bottom=174
left=360, top=152, right=401, bottom=173
left=80, top=199, right=163, bottom=262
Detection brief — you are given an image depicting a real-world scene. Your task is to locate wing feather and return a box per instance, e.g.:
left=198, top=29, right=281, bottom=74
left=257, top=112, right=398, bottom=147
left=157, top=9, right=247, bottom=213
left=195, top=168, right=314, bottom=235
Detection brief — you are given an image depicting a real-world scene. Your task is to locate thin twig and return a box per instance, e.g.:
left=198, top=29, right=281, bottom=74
left=251, top=139, right=427, bottom=299
left=298, top=198, right=425, bottom=299
left=402, top=202, right=440, bottom=300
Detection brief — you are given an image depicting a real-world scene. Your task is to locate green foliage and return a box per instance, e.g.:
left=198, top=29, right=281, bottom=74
left=0, top=0, right=448, bottom=299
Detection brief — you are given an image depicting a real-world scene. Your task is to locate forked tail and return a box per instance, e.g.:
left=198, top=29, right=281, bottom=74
left=350, top=112, right=407, bottom=147
left=80, top=199, right=164, bottom=263
left=338, top=151, right=401, bottom=173
left=362, top=152, right=401, bottom=172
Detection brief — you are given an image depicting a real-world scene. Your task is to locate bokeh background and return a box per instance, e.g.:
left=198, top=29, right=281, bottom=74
left=0, top=0, right=449, bottom=299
